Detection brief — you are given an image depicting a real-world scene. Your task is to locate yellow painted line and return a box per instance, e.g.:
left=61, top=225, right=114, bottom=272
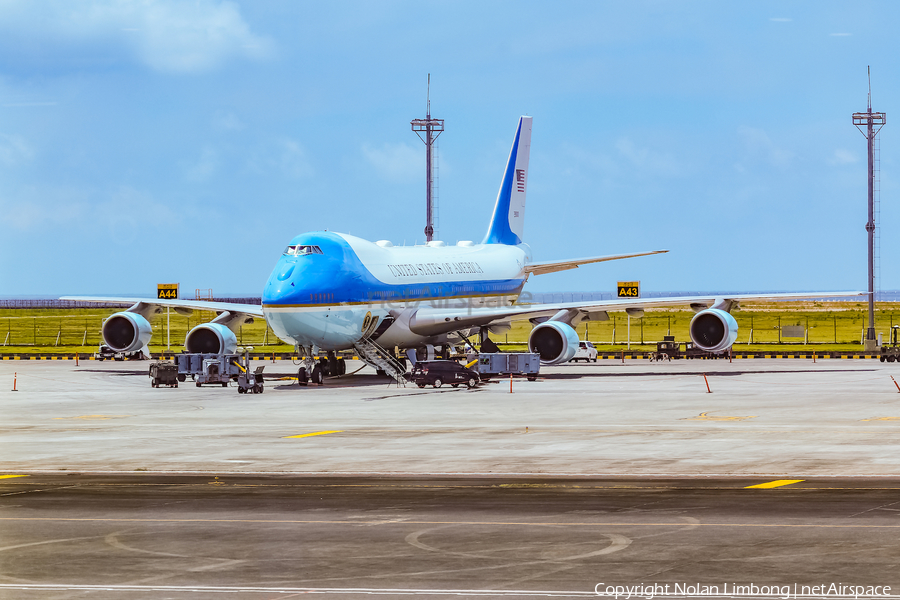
left=682, top=412, right=757, bottom=422
left=283, top=430, right=343, bottom=439
left=0, top=475, right=29, bottom=479
left=745, top=479, right=805, bottom=489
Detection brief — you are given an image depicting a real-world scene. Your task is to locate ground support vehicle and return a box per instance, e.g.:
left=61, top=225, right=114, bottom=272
left=475, top=353, right=540, bottom=381
left=881, top=326, right=900, bottom=363
left=231, top=349, right=265, bottom=394
left=569, top=341, right=598, bottom=362
left=237, top=366, right=265, bottom=394
left=408, top=360, right=480, bottom=389
left=652, top=336, right=679, bottom=361
left=176, top=353, right=243, bottom=387
left=94, top=344, right=143, bottom=361
left=682, top=342, right=727, bottom=360
left=149, top=361, right=178, bottom=388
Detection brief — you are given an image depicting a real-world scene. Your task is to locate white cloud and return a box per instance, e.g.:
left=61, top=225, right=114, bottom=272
left=0, top=184, right=176, bottom=244
left=362, top=142, right=422, bottom=182
left=241, top=138, right=313, bottom=179
left=212, top=110, right=244, bottom=132
left=737, top=126, right=794, bottom=169
left=278, top=139, right=313, bottom=179
left=184, top=145, right=218, bottom=182
left=829, top=149, right=858, bottom=165
left=0, top=133, right=35, bottom=166
left=615, top=138, right=682, bottom=177
left=0, top=0, right=275, bottom=73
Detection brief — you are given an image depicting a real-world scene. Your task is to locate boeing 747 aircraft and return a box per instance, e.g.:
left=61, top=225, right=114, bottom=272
left=66, top=116, right=860, bottom=384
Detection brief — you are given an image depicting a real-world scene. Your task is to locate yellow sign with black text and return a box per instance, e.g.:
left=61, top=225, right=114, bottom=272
left=157, top=283, right=179, bottom=300
left=617, top=281, right=640, bottom=298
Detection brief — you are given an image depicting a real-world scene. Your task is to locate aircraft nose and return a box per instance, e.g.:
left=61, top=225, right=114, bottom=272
left=264, top=259, right=298, bottom=304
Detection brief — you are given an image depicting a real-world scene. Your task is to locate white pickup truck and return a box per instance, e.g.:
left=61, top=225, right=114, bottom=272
left=569, top=341, right=598, bottom=362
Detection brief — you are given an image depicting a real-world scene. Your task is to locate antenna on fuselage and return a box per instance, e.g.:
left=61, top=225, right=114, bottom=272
left=411, top=74, right=444, bottom=242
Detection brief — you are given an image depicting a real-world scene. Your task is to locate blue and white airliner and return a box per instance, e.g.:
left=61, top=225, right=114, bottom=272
left=66, top=116, right=860, bottom=384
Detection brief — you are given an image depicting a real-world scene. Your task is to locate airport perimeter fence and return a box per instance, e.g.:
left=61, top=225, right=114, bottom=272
left=526, top=291, right=900, bottom=303
left=500, top=309, right=900, bottom=348
left=3, top=308, right=900, bottom=349
left=0, top=312, right=284, bottom=349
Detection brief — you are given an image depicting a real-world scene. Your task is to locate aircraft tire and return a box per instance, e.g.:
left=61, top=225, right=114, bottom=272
left=312, top=365, right=324, bottom=385
left=298, top=367, right=308, bottom=385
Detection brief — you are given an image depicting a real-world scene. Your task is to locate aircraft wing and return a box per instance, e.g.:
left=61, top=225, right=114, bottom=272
left=60, top=296, right=264, bottom=328
left=524, top=250, right=668, bottom=275
left=407, top=291, right=864, bottom=337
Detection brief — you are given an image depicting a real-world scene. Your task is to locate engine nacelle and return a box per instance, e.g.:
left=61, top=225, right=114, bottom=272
left=185, top=323, right=237, bottom=355
left=102, top=312, right=153, bottom=352
left=689, top=308, right=738, bottom=352
left=528, top=320, right=580, bottom=365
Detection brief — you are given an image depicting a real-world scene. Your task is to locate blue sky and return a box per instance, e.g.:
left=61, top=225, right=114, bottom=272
left=0, top=0, right=896, bottom=297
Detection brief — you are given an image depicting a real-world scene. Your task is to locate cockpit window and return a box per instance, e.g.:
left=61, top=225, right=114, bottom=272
left=284, top=245, right=323, bottom=256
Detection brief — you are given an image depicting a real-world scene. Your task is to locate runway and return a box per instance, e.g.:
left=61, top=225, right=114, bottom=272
left=2, top=474, right=900, bottom=598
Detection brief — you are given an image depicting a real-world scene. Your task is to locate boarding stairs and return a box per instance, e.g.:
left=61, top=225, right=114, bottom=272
left=353, top=338, right=407, bottom=386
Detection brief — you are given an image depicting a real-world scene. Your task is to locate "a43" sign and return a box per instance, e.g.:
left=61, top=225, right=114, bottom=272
left=617, top=281, right=640, bottom=298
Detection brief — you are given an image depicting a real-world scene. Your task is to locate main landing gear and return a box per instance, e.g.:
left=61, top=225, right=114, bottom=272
left=296, top=347, right=345, bottom=386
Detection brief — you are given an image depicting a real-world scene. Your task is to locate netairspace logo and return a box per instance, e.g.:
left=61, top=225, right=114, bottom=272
left=593, top=583, right=894, bottom=599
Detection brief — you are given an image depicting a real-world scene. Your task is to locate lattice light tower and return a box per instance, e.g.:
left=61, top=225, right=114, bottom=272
left=411, top=74, right=444, bottom=242
left=852, top=67, right=886, bottom=350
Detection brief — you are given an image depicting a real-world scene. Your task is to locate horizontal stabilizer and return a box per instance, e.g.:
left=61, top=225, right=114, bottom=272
left=524, top=250, right=668, bottom=276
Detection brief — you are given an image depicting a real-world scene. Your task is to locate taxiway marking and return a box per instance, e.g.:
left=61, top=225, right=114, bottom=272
left=745, top=479, right=805, bottom=489
left=283, top=430, right=344, bottom=439
left=0, top=475, right=28, bottom=480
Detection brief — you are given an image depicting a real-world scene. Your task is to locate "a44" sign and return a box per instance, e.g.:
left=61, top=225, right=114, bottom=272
left=157, top=283, right=179, bottom=299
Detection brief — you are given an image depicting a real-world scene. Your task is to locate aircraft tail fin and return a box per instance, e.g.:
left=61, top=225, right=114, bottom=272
left=483, top=116, right=532, bottom=245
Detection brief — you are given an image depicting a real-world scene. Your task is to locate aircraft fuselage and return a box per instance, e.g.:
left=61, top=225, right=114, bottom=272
left=262, top=231, right=532, bottom=350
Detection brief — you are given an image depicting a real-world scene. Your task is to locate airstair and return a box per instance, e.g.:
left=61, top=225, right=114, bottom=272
left=353, top=338, right=408, bottom=386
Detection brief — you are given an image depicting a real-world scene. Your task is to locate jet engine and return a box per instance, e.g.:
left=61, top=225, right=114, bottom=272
left=689, top=308, right=738, bottom=352
left=185, top=323, right=237, bottom=355
left=102, top=312, right=153, bottom=353
left=528, top=320, right=580, bottom=364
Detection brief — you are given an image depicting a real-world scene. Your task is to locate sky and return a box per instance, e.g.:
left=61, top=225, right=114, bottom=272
left=0, top=0, right=897, bottom=297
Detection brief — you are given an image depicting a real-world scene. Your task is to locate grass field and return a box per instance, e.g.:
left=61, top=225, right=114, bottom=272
left=1, top=301, right=898, bottom=354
